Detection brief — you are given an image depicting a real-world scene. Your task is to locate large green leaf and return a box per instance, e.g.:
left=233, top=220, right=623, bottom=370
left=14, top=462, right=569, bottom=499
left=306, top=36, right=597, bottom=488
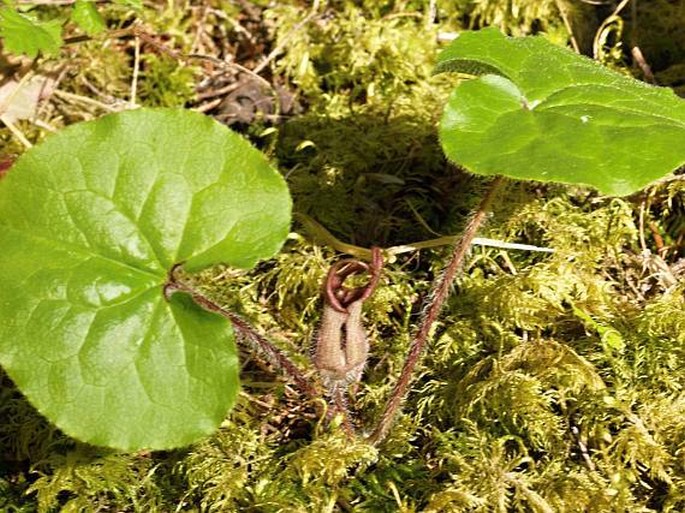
left=0, top=108, right=291, bottom=450
left=436, top=28, right=685, bottom=196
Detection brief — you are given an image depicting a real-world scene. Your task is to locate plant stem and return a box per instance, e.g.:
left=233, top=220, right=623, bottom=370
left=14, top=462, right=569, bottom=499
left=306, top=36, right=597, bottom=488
left=367, top=176, right=504, bottom=445
left=331, top=386, right=356, bottom=436
left=166, top=278, right=319, bottom=401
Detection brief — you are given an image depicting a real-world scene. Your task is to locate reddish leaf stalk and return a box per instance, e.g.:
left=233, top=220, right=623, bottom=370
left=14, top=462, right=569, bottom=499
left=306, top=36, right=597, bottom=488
left=165, top=276, right=319, bottom=401
left=367, top=177, right=504, bottom=445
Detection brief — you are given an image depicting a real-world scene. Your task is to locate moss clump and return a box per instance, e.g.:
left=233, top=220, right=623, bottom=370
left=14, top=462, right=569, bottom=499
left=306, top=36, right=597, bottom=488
left=136, top=53, right=197, bottom=107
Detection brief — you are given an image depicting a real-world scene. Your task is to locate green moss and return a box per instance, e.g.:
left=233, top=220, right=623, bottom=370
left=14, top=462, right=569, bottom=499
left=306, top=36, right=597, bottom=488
left=265, top=1, right=439, bottom=108
left=137, top=53, right=197, bottom=107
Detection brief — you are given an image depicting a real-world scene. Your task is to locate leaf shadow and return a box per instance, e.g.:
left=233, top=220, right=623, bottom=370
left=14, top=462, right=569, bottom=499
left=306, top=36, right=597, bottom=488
left=274, top=109, right=480, bottom=250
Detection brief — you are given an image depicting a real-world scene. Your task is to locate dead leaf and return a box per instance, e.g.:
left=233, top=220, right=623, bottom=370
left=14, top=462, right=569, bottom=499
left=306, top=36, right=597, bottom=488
left=0, top=74, right=55, bottom=123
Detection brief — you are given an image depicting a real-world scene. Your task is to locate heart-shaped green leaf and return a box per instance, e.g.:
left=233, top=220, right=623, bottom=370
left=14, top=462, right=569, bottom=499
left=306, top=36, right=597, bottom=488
left=436, top=28, right=685, bottom=196
left=0, top=108, right=291, bottom=450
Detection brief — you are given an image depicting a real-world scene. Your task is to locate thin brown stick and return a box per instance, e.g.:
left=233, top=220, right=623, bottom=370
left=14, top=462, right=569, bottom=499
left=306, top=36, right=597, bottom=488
left=631, top=46, right=655, bottom=83
left=187, top=54, right=273, bottom=91
left=0, top=115, right=33, bottom=148
left=367, top=177, right=504, bottom=445
left=252, top=9, right=319, bottom=75
left=130, top=36, right=140, bottom=107
left=165, top=276, right=319, bottom=401
left=554, top=0, right=580, bottom=53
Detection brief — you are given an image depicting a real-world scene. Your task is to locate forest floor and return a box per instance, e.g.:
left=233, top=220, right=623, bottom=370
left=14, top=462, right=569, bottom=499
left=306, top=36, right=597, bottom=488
left=1, top=0, right=685, bottom=511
